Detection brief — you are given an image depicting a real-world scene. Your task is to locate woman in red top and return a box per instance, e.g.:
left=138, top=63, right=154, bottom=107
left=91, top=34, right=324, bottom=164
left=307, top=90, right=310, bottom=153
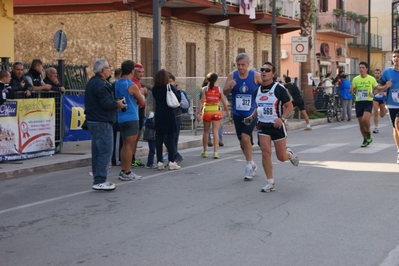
left=197, top=72, right=230, bottom=159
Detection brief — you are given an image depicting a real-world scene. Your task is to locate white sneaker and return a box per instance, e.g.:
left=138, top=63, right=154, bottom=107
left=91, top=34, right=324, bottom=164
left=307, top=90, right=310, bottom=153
left=244, top=166, right=254, bottom=181
left=118, top=171, right=141, bottom=181
left=373, top=128, right=379, bottom=134
left=287, top=147, right=299, bottom=167
left=252, top=162, right=258, bottom=173
left=157, top=161, right=165, bottom=171
left=397, top=153, right=399, bottom=164
left=168, top=161, right=181, bottom=170
left=92, top=181, right=116, bottom=191
left=261, top=182, right=276, bottom=193
left=146, top=164, right=157, bottom=169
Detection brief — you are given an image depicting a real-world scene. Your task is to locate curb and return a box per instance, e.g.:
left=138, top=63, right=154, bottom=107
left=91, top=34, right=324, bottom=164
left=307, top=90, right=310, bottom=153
left=0, top=137, right=203, bottom=180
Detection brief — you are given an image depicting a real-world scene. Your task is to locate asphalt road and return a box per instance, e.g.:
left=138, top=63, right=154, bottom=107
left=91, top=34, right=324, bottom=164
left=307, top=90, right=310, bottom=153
left=1, top=117, right=399, bottom=266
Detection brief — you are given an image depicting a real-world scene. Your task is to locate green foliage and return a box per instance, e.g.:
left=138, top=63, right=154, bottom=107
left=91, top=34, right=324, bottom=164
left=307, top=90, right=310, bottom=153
left=346, top=11, right=358, bottom=21
left=310, top=0, right=317, bottom=24
left=324, top=22, right=333, bottom=29
left=333, top=8, right=345, bottom=17
left=309, top=112, right=326, bottom=119
left=357, top=14, right=368, bottom=24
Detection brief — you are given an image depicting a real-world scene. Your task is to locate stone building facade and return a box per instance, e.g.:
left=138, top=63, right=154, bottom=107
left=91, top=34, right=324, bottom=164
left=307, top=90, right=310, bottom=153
left=13, top=9, right=279, bottom=80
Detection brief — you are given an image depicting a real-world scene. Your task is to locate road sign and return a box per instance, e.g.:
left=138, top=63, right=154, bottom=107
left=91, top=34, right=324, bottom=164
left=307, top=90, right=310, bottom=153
left=293, top=55, right=307, bottom=62
left=291, top=37, right=309, bottom=55
left=54, top=30, right=67, bottom=58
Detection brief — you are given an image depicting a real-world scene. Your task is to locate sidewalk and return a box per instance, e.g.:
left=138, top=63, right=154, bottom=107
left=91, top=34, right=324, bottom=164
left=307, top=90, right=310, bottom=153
left=0, top=118, right=330, bottom=180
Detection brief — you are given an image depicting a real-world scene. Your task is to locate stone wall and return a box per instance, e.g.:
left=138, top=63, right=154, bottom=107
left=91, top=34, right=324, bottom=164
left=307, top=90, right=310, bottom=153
left=14, top=10, right=280, bottom=78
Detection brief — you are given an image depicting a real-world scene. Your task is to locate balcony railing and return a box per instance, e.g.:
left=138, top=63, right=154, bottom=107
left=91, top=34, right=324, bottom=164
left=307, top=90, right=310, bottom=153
left=208, top=0, right=300, bottom=20
left=349, top=33, right=383, bottom=50
left=317, top=13, right=360, bottom=36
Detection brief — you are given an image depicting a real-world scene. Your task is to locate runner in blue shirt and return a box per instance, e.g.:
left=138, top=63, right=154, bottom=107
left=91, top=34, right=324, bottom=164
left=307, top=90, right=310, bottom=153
left=376, top=49, right=399, bottom=163
left=372, top=68, right=387, bottom=133
left=223, top=53, right=262, bottom=180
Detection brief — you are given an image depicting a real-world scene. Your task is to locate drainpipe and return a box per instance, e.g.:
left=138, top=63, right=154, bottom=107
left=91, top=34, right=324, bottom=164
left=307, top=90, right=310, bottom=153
left=123, top=0, right=135, bottom=61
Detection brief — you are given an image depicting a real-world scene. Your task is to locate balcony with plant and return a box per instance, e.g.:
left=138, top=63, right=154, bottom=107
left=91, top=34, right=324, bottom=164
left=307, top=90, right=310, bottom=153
left=317, top=9, right=361, bottom=37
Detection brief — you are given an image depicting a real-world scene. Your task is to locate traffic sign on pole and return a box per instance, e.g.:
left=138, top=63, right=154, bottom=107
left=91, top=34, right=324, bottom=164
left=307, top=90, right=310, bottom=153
left=291, top=37, right=309, bottom=55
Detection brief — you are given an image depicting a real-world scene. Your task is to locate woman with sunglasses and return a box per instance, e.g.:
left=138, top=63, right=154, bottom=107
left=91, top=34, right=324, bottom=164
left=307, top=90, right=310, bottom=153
left=245, top=62, right=299, bottom=193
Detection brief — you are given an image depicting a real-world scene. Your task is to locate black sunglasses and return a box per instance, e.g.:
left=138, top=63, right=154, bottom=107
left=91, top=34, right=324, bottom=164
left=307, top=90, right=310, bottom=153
left=260, top=67, right=272, bottom=73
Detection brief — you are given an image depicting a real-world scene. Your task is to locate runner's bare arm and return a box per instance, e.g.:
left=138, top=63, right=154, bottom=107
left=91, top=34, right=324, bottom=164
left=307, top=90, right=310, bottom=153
left=223, top=73, right=235, bottom=95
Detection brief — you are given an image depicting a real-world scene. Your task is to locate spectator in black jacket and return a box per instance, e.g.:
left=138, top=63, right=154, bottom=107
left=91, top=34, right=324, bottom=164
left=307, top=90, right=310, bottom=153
left=9, top=62, right=32, bottom=97
left=0, top=70, right=15, bottom=106
left=25, top=59, right=52, bottom=92
left=284, top=76, right=312, bottom=130
left=44, top=67, right=66, bottom=93
left=84, top=58, right=126, bottom=191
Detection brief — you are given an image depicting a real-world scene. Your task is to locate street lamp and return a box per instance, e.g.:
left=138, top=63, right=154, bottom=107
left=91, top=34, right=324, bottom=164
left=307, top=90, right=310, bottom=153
left=367, top=0, right=371, bottom=65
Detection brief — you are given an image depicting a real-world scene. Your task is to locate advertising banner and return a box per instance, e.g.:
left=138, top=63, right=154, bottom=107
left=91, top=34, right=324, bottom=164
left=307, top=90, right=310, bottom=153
left=62, top=95, right=91, bottom=141
left=0, top=98, right=56, bottom=161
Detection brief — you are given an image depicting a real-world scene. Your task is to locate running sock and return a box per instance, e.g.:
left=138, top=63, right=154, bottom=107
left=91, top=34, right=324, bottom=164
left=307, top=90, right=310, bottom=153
left=268, top=178, right=274, bottom=184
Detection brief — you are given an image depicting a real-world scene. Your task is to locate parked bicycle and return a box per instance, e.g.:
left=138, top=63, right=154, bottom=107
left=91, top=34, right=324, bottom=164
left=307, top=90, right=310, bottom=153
left=326, top=93, right=343, bottom=123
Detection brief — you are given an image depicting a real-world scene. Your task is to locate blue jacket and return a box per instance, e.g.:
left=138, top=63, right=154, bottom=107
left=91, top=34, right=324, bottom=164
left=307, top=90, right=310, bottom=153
left=84, top=74, right=118, bottom=124
left=338, top=79, right=353, bottom=100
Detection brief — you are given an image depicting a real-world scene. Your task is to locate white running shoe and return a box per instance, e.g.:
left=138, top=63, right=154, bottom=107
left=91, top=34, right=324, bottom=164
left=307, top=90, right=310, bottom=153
left=157, top=161, right=165, bottom=171
left=287, top=147, right=299, bottom=166
left=92, top=181, right=116, bottom=191
left=397, top=153, right=399, bottom=164
left=168, top=161, right=181, bottom=170
left=261, top=182, right=276, bottom=193
left=252, top=162, right=258, bottom=173
left=373, top=128, right=379, bottom=134
left=118, top=171, right=141, bottom=181
left=244, top=166, right=254, bottom=181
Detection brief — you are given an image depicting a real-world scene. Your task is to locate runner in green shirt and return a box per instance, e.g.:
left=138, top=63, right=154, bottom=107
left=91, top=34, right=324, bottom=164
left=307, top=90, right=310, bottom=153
left=350, top=61, right=377, bottom=147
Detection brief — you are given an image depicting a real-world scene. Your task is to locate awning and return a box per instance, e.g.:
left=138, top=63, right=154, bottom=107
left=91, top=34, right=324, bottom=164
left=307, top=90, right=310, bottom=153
left=319, top=60, right=331, bottom=66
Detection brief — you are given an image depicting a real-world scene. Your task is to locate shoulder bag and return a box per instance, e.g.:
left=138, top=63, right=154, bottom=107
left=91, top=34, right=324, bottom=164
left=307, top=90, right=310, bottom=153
left=166, top=83, right=180, bottom=108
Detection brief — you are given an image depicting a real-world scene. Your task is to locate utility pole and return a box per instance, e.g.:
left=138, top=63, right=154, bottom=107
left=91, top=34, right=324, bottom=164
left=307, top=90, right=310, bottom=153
left=271, top=0, right=276, bottom=66
left=153, top=0, right=167, bottom=78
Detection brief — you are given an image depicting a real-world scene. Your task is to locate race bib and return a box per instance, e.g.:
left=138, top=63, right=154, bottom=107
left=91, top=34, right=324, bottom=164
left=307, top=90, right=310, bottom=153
left=357, top=90, right=368, bottom=101
left=374, top=92, right=385, bottom=99
left=389, top=88, right=399, bottom=104
left=235, top=94, right=251, bottom=111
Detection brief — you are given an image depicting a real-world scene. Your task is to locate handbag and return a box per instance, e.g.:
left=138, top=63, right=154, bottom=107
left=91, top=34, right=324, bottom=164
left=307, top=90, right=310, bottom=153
left=143, top=126, right=155, bottom=141
left=166, top=84, right=180, bottom=108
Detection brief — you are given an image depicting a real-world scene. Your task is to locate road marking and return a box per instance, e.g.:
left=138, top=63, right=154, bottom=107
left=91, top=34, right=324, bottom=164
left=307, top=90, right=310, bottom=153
left=380, top=243, right=399, bottom=266
left=0, top=154, right=242, bottom=216
left=331, top=124, right=358, bottom=129
left=349, top=143, right=395, bottom=154
left=298, top=143, right=348, bottom=153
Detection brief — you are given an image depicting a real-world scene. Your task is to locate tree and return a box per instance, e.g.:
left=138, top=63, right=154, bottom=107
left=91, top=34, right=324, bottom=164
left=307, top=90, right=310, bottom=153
left=300, top=0, right=317, bottom=114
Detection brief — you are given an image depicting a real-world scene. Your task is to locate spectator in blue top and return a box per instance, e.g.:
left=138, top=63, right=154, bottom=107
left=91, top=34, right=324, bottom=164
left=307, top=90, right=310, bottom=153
left=114, top=60, right=146, bottom=181
left=338, top=74, right=353, bottom=121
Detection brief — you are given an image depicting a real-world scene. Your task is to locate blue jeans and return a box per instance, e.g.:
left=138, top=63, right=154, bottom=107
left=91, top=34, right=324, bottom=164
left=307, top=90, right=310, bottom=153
left=88, top=122, right=113, bottom=185
left=146, top=139, right=156, bottom=166
left=208, top=124, right=223, bottom=142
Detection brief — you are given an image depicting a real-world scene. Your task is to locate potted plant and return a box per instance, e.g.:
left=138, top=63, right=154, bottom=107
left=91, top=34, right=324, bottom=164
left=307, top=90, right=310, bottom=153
left=346, top=11, right=358, bottom=21
left=333, top=8, right=345, bottom=17
left=357, top=14, right=368, bottom=24
left=324, top=22, right=333, bottom=29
